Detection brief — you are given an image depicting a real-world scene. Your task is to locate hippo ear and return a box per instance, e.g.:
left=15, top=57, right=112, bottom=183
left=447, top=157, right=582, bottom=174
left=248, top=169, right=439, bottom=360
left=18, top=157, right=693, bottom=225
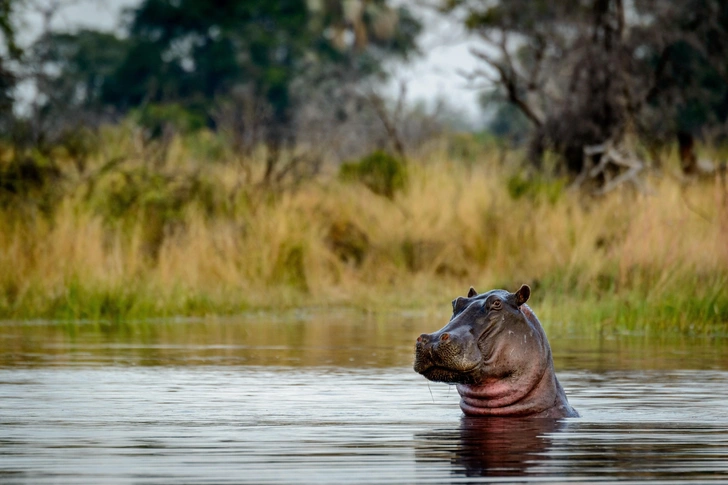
left=467, top=287, right=478, bottom=298
left=514, top=284, right=531, bottom=306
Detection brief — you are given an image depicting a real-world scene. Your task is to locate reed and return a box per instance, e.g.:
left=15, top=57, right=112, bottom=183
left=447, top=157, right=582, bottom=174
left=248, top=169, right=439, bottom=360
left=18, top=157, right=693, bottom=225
left=1, top=129, right=726, bottom=334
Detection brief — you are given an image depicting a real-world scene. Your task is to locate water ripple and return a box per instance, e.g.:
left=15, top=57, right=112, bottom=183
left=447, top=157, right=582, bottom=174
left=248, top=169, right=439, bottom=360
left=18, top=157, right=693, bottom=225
left=1, top=367, right=727, bottom=484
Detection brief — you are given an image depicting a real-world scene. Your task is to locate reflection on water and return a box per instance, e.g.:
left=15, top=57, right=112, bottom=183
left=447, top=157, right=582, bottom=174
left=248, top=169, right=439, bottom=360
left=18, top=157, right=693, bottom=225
left=1, top=314, right=728, bottom=484
left=418, top=371, right=728, bottom=482
left=1, top=312, right=726, bottom=370
left=416, top=417, right=566, bottom=478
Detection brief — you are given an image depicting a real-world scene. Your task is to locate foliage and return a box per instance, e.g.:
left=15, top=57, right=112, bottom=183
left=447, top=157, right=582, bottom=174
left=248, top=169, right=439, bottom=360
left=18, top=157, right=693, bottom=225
left=325, top=220, right=370, bottom=266
left=29, top=1, right=419, bottom=129
left=133, top=103, right=207, bottom=138
left=1, top=129, right=727, bottom=335
left=88, top=162, right=217, bottom=258
left=479, top=90, right=530, bottom=145
left=339, top=150, right=407, bottom=198
left=0, top=0, right=19, bottom=57
left=0, top=0, right=20, bottom=121
left=444, top=0, right=728, bottom=174
left=12, top=0, right=421, bottom=185
left=32, top=29, right=130, bottom=111
left=0, top=149, right=62, bottom=214
left=506, top=172, right=565, bottom=204
left=1, top=1, right=727, bottom=336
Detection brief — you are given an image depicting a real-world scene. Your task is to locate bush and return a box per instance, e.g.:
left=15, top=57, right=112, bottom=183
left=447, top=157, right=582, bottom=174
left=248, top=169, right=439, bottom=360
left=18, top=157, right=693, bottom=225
left=339, top=150, right=407, bottom=199
left=133, top=103, right=206, bottom=139
left=506, top=172, right=565, bottom=204
left=90, top=165, right=216, bottom=258
left=0, top=152, right=62, bottom=213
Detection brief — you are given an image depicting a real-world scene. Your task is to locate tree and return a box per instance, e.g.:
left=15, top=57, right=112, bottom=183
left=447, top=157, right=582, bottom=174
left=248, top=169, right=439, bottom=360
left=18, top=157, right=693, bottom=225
left=445, top=0, right=728, bottom=179
left=0, top=0, right=21, bottom=121
left=31, top=30, right=129, bottom=114
left=27, top=0, right=420, bottom=183
left=635, top=0, right=728, bottom=173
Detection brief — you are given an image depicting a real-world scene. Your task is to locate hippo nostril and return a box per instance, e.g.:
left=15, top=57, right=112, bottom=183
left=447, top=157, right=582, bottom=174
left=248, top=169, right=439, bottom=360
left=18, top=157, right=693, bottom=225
left=417, top=334, right=429, bottom=344
left=441, top=333, right=450, bottom=341
left=416, top=336, right=422, bottom=343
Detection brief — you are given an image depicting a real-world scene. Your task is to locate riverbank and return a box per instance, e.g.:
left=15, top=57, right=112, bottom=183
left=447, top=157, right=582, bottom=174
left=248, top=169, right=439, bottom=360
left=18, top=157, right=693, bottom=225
left=1, top=129, right=726, bottom=334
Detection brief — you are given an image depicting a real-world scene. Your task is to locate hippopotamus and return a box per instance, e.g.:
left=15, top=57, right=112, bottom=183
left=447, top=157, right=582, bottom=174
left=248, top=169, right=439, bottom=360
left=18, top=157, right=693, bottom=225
left=414, top=285, right=578, bottom=418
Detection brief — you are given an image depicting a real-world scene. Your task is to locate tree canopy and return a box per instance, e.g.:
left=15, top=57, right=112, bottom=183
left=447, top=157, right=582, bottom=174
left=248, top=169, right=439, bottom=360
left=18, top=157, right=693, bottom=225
left=0, top=0, right=21, bottom=119
left=449, top=0, right=728, bottom=175
left=35, top=0, right=419, bottom=119
left=5, top=0, right=728, bottom=181
left=13, top=0, right=420, bottom=181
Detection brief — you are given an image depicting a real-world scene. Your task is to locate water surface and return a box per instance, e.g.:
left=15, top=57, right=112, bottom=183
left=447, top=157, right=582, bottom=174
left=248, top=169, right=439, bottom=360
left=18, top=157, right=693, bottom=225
left=1, top=313, right=727, bottom=484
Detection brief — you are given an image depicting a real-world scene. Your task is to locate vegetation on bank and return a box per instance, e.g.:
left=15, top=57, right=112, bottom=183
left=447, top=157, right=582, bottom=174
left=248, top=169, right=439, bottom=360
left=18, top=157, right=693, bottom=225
left=0, top=127, right=726, bottom=335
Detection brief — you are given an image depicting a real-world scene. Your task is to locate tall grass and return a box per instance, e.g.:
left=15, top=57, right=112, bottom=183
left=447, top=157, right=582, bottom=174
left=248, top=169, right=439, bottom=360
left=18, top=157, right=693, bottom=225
left=1, top=128, right=726, bottom=334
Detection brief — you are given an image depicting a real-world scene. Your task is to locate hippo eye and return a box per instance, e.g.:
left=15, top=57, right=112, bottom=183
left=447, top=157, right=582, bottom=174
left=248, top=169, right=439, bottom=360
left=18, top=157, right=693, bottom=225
left=491, top=299, right=502, bottom=310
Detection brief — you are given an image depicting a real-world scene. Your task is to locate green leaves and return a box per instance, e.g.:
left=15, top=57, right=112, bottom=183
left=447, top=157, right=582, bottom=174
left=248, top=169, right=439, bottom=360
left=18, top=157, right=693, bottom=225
left=339, top=150, right=407, bottom=199
left=465, top=7, right=504, bottom=30
left=0, top=0, right=20, bottom=59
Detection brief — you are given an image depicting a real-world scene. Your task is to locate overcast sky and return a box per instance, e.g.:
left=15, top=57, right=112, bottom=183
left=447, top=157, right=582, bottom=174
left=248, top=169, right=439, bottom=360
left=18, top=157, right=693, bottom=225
left=15, top=0, right=486, bottom=124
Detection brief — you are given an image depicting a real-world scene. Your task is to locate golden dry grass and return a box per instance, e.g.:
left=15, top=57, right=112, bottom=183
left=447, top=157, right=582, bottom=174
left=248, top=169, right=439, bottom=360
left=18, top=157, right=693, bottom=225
left=1, top=130, right=726, bottom=333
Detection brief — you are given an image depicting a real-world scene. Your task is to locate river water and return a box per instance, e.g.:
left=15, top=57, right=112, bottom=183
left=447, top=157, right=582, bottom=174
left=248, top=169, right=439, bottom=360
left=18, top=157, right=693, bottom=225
left=1, top=312, right=728, bottom=484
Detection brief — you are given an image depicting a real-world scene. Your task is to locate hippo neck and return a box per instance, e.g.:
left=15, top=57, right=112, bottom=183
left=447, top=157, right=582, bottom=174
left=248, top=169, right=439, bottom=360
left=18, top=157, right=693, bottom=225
left=456, top=365, right=572, bottom=417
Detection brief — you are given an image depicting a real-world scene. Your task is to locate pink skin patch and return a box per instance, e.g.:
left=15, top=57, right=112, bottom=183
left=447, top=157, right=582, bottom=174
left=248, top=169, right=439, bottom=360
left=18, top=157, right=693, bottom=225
left=456, top=374, right=542, bottom=416
left=459, top=399, right=542, bottom=417
left=456, top=372, right=554, bottom=417
left=520, top=304, right=534, bottom=319
left=457, top=379, right=516, bottom=408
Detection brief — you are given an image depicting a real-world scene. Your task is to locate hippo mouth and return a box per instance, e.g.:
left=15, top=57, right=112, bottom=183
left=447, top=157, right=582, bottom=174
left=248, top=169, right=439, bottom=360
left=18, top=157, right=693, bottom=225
left=416, top=363, right=480, bottom=384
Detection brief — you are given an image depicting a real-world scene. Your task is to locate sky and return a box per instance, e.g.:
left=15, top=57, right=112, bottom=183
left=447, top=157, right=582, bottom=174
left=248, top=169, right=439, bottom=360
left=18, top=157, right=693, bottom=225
left=14, top=0, right=487, bottom=124
left=384, top=3, right=485, bottom=124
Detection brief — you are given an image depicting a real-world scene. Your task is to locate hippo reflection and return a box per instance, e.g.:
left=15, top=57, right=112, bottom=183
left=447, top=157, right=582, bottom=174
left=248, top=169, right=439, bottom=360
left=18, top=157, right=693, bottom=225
left=415, top=417, right=566, bottom=478
left=414, top=285, right=578, bottom=417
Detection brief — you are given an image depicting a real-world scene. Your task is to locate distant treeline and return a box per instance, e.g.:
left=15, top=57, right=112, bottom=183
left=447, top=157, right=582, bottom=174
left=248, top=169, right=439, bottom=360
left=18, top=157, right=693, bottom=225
left=1, top=0, right=431, bottom=182
left=2, top=0, right=728, bottom=185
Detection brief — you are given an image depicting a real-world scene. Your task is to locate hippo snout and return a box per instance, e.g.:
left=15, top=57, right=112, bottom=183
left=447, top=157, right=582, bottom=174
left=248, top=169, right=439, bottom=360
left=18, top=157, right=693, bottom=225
left=413, top=333, right=435, bottom=373
left=414, top=330, right=459, bottom=362
left=415, top=329, right=466, bottom=356
left=416, top=331, right=451, bottom=345
left=413, top=328, right=482, bottom=383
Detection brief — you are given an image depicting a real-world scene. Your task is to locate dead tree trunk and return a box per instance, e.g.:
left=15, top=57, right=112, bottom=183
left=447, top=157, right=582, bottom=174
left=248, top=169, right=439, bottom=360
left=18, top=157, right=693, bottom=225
left=677, top=131, right=698, bottom=176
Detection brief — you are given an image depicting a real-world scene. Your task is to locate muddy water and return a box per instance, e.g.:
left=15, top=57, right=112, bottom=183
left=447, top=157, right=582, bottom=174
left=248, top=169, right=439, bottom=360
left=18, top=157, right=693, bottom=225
left=1, top=312, right=728, bottom=484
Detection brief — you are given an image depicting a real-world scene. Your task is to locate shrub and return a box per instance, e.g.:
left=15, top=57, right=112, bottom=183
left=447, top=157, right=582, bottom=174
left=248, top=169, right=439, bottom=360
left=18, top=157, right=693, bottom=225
left=506, top=172, right=565, bottom=204
left=133, top=103, right=206, bottom=139
left=339, top=150, right=406, bottom=199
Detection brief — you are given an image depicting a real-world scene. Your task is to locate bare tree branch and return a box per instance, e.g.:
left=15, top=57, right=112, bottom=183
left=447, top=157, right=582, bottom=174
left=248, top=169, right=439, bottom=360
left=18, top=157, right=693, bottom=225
left=364, top=90, right=407, bottom=162
left=470, top=46, right=544, bottom=127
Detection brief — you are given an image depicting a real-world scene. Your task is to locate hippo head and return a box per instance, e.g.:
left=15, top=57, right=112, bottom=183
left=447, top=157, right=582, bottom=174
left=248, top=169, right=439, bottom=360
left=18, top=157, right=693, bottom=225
left=414, top=285, right=578, bottom=417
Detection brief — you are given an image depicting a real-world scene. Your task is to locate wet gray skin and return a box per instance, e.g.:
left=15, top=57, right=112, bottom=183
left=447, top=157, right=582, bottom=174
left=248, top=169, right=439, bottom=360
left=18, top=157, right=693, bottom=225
left=414, top=285, right=578, bottom=418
